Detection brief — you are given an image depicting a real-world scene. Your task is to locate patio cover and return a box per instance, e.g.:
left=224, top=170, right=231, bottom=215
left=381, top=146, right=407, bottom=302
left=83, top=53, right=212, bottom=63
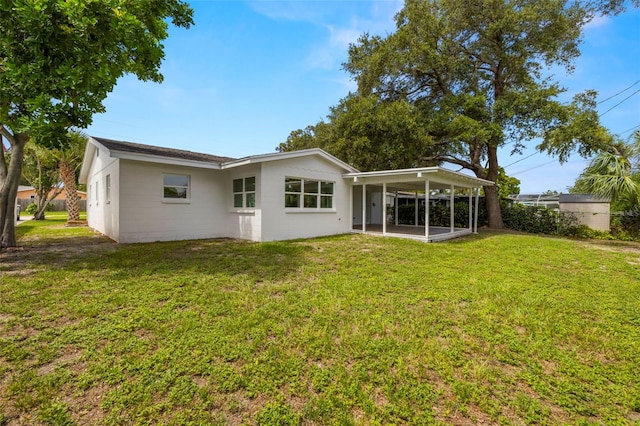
left=344, top=167, right=494, bottom=242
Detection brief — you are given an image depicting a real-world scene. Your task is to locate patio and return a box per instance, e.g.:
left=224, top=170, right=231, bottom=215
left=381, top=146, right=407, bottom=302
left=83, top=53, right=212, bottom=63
left=352, top=224, right=473, bottom=242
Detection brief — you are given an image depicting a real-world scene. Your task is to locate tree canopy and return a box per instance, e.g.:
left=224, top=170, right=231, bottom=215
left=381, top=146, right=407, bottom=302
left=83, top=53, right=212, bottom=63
left=0, top=0, right=193, bottom=247
left=572, top=132, right=640, bottom=211
left=280, top=0, right=621, bottom=228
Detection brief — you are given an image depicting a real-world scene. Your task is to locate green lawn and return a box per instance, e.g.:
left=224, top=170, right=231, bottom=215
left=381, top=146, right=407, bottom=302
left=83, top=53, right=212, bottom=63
left=1, top=218, right=639, bottom=425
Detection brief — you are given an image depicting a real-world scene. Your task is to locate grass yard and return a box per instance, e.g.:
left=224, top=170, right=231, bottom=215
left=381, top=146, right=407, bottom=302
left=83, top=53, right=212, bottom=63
left=1, top=217, right=639, bottom=425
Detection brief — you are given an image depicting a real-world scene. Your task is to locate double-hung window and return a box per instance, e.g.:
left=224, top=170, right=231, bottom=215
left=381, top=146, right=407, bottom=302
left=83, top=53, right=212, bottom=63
left=233, top=177, right=256, bottom=208
left=163, top=174, right=189, bottom=199
left=285, top=178, right=334, bottom=209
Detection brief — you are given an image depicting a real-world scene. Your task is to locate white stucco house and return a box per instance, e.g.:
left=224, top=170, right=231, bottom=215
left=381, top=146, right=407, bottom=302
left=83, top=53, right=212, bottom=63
left=79, top=137, right=492, bottom=243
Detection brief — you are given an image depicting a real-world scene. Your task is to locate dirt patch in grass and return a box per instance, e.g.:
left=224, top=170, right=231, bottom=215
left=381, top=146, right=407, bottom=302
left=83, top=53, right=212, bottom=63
left=0, top=234, right=116, bottom=277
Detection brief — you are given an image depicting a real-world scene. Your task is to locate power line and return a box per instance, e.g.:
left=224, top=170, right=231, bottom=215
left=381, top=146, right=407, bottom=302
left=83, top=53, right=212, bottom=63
left=503, top=151, right=539, bottom=168
left=619, top=123, right=640, bottom=136
left=599, top=87, right=640, bottom=117
left=597, top=79, right=640, bottom=105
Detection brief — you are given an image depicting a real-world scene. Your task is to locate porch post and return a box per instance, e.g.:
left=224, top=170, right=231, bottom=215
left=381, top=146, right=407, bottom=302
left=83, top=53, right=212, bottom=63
left=414, top=191, right=418, bottom=226
left=425, top=180, right=430, bottom=240
left=468, top=188, right=473, bottom=231
left=349, top=181, right=354, bottom=232
left=394, top=191, right=398, bottom=226
left=362, top=183, right=367, bottom=233
left=474, top=187, right=480, bottom=233
left=450, top=184, right=455, bottom=233
left=382, top=182, right=387, bottom=235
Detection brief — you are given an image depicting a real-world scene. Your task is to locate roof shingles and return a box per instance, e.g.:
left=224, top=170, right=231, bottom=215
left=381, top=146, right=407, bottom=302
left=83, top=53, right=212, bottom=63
left=92, top=137, right=235, bottom=164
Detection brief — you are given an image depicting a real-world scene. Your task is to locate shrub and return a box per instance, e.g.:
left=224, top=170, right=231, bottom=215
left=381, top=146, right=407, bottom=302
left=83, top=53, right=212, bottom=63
left=389, top=200, right=488, bottom=228
left=501, top=203, right=577, bottom=235
left=25, top=203, right=38, bottom=215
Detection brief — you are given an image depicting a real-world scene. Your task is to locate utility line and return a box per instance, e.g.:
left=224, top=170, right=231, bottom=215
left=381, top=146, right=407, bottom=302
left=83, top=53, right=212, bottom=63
left=599, top=87, right=640, bottom=117
left=620, top=123, right=640, bottom=135
left=597, top=79, right=640, bottom=104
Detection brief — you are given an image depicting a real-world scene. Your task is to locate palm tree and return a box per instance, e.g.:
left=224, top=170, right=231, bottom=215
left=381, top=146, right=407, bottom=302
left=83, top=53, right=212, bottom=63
left=574, top=132, right=640, bottom=210
left=54, top=132, right=87, bottom=222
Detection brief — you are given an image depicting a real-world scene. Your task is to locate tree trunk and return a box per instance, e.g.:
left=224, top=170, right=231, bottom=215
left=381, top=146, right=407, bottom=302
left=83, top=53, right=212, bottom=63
left=0, top=133, right=28, bottom=248
left=60, top=160, right=79, bottom=221
left=484, top=144, right=505, bottom=229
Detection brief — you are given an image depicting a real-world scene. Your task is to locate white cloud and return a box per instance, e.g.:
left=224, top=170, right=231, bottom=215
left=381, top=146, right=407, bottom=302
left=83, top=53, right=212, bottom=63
left=584, top=14, right=611, bottom=30
left=250, top=0, right=401, bottom=71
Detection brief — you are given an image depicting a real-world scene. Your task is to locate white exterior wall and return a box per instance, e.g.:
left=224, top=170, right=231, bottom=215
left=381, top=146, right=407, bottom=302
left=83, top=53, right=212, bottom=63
left=86, top=148, right=120, bottom=241
left=117, top=160, right=227, bottom=243
left=224, top=163, right=262, bottom=241
left=560, top=202, right=610, bottom=232
left=259, top=156, right=351, bottom=241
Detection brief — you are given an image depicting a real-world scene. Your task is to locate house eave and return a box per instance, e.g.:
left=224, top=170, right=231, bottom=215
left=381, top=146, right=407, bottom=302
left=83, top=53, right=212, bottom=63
left=111, top=151, right=223, bottom=170
left=222, top=148, right=359, bottom=173
left=345, top=167, right=494, bottom=188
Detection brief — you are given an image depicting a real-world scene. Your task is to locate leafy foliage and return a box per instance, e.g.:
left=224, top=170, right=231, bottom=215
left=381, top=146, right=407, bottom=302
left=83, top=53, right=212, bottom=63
left=0, top=0, right=193, bottom=247
left=390, top=201, right=488, bottom=228
left=280, top=0, right=616, bottom=229
left=573, top=132, right=640, bottom=211
left=502, top=203, right=578, bottom=235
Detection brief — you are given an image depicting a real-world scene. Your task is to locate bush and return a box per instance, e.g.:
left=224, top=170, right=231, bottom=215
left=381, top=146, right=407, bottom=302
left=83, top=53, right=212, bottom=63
left=389, top=200, right=488, bottom=228
left=25, top=203, right=38, bottom=215
left=501, top=203, right=577, bottom=235
left=563, top=225, right=615, bottom=240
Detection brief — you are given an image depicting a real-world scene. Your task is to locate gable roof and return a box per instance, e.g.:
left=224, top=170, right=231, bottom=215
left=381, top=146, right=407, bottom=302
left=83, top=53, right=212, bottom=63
left=80, top=137, right=359, bottom=184
left=222, top=148, right=359, bottom=173
left=92, top=137, right=235, bottom=163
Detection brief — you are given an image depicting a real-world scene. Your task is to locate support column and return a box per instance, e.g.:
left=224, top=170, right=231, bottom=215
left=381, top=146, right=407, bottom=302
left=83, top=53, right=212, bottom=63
left=394, top=191, right=398, bottom=226
left=349, top=182, right=354, bottom=231
left=468, top=188, right=473, bottom=231
left=425, top=180, right=430, bottom=240
left=382, top=182, right=387, bottom=235
left=362, top=183, right=367, bottom=233
left=474, top=187, right=480, bottom=233
left=414, top=191, right=418, bottom=226
left=450, top=184, right=455, bottom=233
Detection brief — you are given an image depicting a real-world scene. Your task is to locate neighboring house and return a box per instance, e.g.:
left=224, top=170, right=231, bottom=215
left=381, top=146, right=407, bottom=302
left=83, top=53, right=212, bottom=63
left=79, top=137, right=492, bottom=243
left=559, top=194, right=610, bottom=232
left=17, top=185, right=87, bottom=201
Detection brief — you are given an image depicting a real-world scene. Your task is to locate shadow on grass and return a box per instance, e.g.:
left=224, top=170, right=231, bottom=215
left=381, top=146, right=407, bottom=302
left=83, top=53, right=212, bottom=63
left=4, top=222, right=312, bottom=284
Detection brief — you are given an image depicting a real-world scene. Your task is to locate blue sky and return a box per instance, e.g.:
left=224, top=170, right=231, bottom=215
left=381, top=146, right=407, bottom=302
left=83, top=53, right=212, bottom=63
left=86, top=1, right=640, bottom=194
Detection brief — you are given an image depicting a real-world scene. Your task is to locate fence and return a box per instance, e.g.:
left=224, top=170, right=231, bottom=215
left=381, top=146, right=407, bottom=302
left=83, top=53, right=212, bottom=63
left=17, top=198, right=87, bottom=213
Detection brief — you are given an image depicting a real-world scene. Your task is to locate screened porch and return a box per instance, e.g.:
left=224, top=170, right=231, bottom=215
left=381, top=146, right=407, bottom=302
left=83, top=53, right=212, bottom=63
left=345, top=167, right=493, bottom=242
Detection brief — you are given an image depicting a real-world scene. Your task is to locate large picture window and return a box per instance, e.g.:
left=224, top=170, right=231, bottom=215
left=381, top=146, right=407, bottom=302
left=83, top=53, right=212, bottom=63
left=285, top=178, right=333, bottom=209
left=163, top=174, right=189, bottom=199
left=233, top=176, right=256, bottom=208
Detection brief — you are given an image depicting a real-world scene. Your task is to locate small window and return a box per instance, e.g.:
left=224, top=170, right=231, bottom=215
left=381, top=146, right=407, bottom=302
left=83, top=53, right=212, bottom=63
left=285, top=178, right=334, bottom=209
left=232, top=176, right=256, bottom=208
left=285, top=178, right=302, bottom=208
left=105, top=174, right=111, bottom=203
left=95, top=181, right=99, bottom=203
left=163, top=174, right=189, bottom=199
left=320, top=181, right=334, bottom=208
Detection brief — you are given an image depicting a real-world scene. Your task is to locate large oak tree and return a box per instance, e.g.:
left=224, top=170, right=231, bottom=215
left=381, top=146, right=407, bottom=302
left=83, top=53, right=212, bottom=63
left=0, top=0, right=193, bottom=248
left=281, top=0, right=622, bottom=228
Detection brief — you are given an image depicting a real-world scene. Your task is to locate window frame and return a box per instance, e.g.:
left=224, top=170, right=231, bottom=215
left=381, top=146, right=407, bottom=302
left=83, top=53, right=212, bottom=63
left=162, top=173, right=190, bottom=202
left=105, top=174, right=111, bottom=204
left=232, top=176, right=256, bottom=209
left=284, top=177, right=334, bottom=211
